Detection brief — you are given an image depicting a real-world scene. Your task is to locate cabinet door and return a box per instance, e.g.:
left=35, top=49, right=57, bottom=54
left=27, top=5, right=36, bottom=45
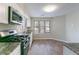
left=0, top=4, right=8, bottom=24
left=29, top=32, right=33, bottom=47
left=27, top=17, right=31, bottom=27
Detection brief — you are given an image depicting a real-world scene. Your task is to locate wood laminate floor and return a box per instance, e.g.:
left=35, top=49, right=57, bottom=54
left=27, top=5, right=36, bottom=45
left=28, top=40, right=63, bottom=55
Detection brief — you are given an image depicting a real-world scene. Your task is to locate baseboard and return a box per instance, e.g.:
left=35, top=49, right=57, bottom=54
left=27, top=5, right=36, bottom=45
left=33, top=38, right=67, bottom=43
left=34, top=38, right=54, bottom=40
left=33, top=38, right=79, bottom=43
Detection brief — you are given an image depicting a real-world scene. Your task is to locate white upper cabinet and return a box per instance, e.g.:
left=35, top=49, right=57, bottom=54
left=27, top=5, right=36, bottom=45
left=27, top=17, right=31, bottom=27
left=0, top=4, right=9, bottom=24
left=0, top=3, right=23, bottom=24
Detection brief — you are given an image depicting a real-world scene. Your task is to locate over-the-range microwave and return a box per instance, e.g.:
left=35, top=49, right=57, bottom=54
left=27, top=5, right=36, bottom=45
left=8, top=6, right=23, bottom=25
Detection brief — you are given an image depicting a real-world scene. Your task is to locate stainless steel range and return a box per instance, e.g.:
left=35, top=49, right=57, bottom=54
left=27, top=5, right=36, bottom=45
left=17, top=34, right=30, bottom=55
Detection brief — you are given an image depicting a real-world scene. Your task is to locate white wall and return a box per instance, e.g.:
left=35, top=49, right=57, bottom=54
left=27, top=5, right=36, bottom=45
left=31, top=16, right=66, bottom=41
left=53, top=16, right=66, bottom=41
left=65, top=9, right=79, bottom=43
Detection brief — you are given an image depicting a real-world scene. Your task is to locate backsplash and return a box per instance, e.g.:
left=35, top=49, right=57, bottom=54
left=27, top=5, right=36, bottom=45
left=0, top=23, right=25, bottom=33
left=0, top=24, right=16, bottom=30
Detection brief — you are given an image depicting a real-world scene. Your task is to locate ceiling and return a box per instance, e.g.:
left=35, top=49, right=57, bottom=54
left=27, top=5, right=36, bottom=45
left=22, top=3, right=79, bottom=17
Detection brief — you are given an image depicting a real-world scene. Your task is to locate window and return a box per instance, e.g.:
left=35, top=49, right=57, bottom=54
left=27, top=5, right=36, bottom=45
left=34, top=20, right=50, bottom=34
left=45, top=20, right=50, bottom=32
left=34, top=21, right=39, bottom=34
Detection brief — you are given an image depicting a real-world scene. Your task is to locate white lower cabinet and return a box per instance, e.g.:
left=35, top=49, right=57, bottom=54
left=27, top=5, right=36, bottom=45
left=10, top=44, right=20, bottom=55
left=63, top=46, right=77, bottom=55
left=29, top=32, right=33, bottom=47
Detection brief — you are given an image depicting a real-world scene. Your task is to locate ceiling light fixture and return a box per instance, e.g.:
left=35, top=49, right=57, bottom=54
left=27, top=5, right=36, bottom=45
left=43, top=5, right=57, bottom=13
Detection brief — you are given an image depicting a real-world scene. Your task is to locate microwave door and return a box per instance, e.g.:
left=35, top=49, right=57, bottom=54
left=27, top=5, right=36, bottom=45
left=8, top=6, right=22, bottom=25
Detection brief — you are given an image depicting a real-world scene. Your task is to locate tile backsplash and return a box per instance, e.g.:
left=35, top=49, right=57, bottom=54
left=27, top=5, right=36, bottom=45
left=0, top=23, right=25, bottom=32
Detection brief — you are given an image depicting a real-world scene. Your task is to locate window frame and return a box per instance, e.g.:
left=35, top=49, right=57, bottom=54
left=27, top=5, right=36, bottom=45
left=33, top=20, right=51, bottom=34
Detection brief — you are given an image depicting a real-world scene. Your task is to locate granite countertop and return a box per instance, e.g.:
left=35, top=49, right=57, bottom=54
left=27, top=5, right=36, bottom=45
left=63, top=42, right=79, bottom=55
left=0, top=34, right=21, bottom=55
left=0, top=32, right=29, bottom=55
left=0, top=34, right=20, bottom=42
left=0, top=42, right=20, bottom=55
left=0, top=33, right=29, bottom=42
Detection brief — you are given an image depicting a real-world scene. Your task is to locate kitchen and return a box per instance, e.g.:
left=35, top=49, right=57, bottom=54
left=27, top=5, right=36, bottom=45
left=0, top=3, right=32, bottom=55
left=0, top=3, right=79, bottom=55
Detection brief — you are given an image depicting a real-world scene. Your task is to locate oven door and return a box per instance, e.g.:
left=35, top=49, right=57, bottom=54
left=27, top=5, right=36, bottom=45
left=20, top=37, right=30, bottom=55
